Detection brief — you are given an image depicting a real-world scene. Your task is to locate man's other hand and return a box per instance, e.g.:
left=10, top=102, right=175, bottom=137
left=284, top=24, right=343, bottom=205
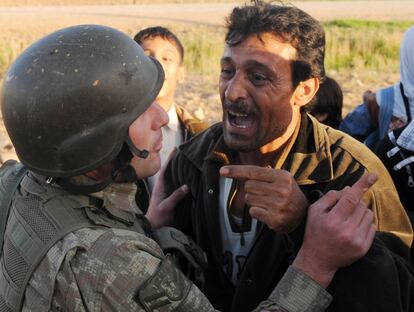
left=293, top=173, right=378, bottom=288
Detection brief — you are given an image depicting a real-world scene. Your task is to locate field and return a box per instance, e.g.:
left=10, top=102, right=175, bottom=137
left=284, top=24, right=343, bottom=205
left=0, top=1, right=413, bottom=160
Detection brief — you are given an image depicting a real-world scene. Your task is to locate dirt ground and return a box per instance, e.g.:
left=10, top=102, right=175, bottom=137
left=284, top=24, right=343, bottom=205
left=0, top=1, right=412, bottom=161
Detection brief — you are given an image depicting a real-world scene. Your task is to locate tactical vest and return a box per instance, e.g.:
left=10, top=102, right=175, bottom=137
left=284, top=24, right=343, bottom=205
left=0, top=161, right=206, bottom=311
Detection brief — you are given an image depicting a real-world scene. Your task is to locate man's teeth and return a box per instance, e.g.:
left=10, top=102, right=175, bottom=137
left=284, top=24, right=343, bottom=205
left=229, top=111, right=248, bottom=117
left=228, top=110, right=252, bottom=128
left=235, top=124, right=248, bottom=129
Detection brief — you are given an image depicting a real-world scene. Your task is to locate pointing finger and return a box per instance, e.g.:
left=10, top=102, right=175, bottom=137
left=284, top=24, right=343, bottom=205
left=333, top=173, right=377, bottom=217
left=349, top=173, right=378, bottom=199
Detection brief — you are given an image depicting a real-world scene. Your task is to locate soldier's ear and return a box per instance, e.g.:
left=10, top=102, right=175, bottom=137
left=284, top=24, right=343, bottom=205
left=293, top=78, right=319, bottom=107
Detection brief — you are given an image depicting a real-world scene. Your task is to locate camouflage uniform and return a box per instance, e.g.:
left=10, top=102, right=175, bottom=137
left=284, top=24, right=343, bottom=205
left=17, top=178, right=331, bottom=312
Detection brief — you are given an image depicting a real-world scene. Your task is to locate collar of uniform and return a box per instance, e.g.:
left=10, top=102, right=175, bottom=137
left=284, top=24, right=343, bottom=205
left=91, top=182, right=142, bottom=222
left=166, top=103, right=180, bottom=132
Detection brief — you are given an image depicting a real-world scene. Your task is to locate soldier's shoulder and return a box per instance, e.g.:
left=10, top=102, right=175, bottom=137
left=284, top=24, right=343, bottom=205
left=73, top=227, right=164, bottom=260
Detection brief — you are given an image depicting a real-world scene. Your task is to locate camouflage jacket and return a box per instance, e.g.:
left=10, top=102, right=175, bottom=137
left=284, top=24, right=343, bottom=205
left=23, top=228, right=331, bottom=312
left=19, top=179, right=331, bottom=312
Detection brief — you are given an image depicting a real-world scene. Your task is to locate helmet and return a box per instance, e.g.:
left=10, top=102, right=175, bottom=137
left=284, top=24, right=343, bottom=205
left=1, top=24, right=164, bottom=178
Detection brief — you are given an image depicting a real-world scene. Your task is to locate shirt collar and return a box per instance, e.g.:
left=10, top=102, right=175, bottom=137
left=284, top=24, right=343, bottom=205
left=166, top=104, right=180, bottom=132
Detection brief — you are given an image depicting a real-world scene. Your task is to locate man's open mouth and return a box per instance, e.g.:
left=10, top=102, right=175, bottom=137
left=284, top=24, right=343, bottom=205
left=227, top=110, right=254, bottom=129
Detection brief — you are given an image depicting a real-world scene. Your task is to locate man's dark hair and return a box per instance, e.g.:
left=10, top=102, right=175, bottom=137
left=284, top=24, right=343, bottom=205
left=225, top=0, right=326, bottom=87
left=134, top=26, right=184, bottom=64
left=308, top=76, right=343, bottom=129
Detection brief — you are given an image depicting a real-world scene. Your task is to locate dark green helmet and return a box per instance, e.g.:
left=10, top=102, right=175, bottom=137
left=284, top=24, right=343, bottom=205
left=1, top=24, right=164, bottom=178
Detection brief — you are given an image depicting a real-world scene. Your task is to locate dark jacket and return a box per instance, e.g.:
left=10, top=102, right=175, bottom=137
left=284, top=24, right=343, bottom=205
left=164, top=113, right=414, bottom=312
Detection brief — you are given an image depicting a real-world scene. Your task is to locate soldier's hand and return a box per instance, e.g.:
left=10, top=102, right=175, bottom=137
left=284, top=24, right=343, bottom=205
left=147, top=150, right=189, bottom=229
left=220, top=165, right=309, bottom=233
left=293, top=173, right=377, bottom=288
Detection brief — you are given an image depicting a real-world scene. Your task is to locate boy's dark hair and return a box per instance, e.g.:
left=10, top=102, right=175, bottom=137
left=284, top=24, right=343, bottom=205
left=308, top=76, right=343, bottom=129
left=134, top=26, right=184, bottom=64
left=225, top=0, right=325, bottom=87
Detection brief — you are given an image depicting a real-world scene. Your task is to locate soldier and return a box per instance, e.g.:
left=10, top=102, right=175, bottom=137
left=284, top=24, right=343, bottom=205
left=0, top=24, right=376, bottom=312
left=133, top=26, right=208, bottom=174
left=132, top=26, right=208, bottom=212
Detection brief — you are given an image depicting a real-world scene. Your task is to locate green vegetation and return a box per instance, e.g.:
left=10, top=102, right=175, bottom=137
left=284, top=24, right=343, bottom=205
left=0, top=20, right=413, bottom=80
left=324, top=20, right=413, bottom=72
left=178, top=26, right=225, bottom=76
left=177, top=20, right=413, bottom=76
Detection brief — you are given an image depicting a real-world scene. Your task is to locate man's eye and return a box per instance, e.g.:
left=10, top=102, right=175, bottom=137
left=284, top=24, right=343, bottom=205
left=220, top=68, right=233, bottom=78
left=250, top=73, right=268, bottom=84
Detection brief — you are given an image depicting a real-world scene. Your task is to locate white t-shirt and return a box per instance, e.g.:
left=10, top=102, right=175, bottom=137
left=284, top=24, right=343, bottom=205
left=219, top=177, right=257, bottom=286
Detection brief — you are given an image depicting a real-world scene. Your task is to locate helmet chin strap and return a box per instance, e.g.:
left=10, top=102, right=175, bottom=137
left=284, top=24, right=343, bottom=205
left=55, top=140, right=143, bottom=194
left=125, top=136, right=149, bottom=159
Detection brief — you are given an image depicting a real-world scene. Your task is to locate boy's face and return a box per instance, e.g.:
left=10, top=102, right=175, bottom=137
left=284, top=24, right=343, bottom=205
left=140, top=36, right=185, bottom=112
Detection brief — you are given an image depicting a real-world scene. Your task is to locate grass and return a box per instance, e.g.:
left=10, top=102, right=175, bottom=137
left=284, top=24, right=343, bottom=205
left=181, top=19, right=414, bottom=76
left=0, top=19, right=413, bottom=80
left=178, top=26, right=225, bottom=76
left=324, top=20, right=413, bottom=73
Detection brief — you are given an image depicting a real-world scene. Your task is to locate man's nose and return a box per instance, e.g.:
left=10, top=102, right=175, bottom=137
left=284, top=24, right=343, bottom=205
left=224, top=73, right=248, bottom=102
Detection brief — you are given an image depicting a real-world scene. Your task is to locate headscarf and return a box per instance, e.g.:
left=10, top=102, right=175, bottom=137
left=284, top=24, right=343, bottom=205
left=394, top=26, right=414, bottom=151
left=393, top=26, right=414, bottom=123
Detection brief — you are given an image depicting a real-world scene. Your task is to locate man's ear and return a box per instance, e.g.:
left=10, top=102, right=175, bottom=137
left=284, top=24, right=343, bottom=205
left=293, top=77, right=319, bottom=107
left=178, top=65, right=185, bottom=84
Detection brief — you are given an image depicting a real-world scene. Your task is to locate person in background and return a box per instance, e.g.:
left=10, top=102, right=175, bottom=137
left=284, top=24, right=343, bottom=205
left=340, top=26, right=414, bottom=149
left=133, top=26, right=208, bottom=191
left=307, top=76, right=343, bottom=129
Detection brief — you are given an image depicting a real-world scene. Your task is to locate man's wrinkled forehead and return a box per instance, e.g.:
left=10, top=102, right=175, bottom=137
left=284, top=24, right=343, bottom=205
left=222, top=33, right=297, bottom=63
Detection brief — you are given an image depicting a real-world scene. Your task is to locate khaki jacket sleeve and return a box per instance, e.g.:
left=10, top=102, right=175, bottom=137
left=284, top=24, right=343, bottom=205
left=137, top=261, right=332, bottom=312
left=253, top=266, right=332, bottom=312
